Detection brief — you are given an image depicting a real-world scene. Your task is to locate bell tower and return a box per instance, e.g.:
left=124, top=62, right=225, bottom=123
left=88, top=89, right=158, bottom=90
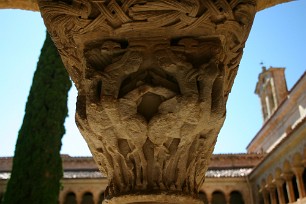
left=255, top=66, right=288, bottom=121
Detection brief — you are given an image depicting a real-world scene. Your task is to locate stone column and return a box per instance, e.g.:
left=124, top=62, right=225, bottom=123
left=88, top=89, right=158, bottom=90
left=38, top=0, right=257, bottom=203
left=267, top=185, right=277, bottom=204
left=76, top=192, right=83, bottom=204
left=207, top=193, right=212, bottom=204
left=262, top=190, right=270, bottom=204
left=93, top=192, right=100, bottom=204
left=225, top=193, right=230, bottom=204
left=58, top=193, right=62, bottom=204
left=293, top=166, right=306, bottom=198
left=273, top=178, right=286, bottom=204
left=58, top=192, right=66, bottom=204
left=282, top=172, right=296, bottom=203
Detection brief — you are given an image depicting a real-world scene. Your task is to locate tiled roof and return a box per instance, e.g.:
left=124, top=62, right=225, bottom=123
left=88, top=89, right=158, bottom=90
left=1, top=168, right=252, bottom=180
left=0, top=153, right=265, bottom=172
left=63, top=171, right=105, bottom=179
left=205, top=168, right=252, bottom=178
left=0, top=172, right=10, bottom=180
left=0, top=171, right=106, bottom=180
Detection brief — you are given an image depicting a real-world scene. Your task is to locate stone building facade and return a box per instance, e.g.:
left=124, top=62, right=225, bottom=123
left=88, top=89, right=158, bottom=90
left=1, top=67, right=305, bottom=204
left=247, top=67, right=306, bottom=204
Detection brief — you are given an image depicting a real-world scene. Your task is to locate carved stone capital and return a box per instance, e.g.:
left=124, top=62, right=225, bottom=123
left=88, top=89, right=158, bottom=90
left=265, top=183, right=276, bottom=192
left=38, top=0, right=256, bottom=202
left=281, top=172, right=294, bottom=181
left=292, top=166, right=305, bottom=176
left=272, top=178, right=285, bottom=187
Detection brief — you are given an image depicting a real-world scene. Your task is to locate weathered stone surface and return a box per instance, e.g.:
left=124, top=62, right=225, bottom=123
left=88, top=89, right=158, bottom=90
left=0, top=0, right=294, bottom=11
left=103, top=194, right=203, bottom=204
left=38, top=0, right=257, bottom=202
left=0, top=0, right=300, bottom=203
left=257, top=0, right=293, bottom=11
left=0, top=0, right=38, bottom=11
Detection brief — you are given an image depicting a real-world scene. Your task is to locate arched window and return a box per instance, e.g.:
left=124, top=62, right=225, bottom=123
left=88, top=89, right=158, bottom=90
left=230, top=191, right=244, bottom=204
left=64, top=192, right=77, bottom=204
left=98, top=192, right=105, bottom=204
left=81, top=192, right=94, bottom=204
left=212, top=191, right=226, bottom=204
left=199, top=191, right=208, bottom=204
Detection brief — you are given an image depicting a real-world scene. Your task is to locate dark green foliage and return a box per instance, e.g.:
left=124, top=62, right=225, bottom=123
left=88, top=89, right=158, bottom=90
left=3, top=32, right=71, bottom=204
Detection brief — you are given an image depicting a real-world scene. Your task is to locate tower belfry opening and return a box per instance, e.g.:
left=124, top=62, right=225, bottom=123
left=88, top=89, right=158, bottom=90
left=255, top=66, right=288, bottom=122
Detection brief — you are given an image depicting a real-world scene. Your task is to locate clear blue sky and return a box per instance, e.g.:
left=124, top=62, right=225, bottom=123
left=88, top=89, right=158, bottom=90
left=0, top=2, right=305, bottom=157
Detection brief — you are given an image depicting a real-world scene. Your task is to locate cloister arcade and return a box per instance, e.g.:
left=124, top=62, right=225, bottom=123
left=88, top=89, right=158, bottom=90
left=257, top=151, right=306, bottom=204
left=198, top=190, right=245, bottom=204
left=1, top=148, right=305, bottom=204
left=59, top=189, right=246, bottom=204
left=62, top=191, right=104, bottom=204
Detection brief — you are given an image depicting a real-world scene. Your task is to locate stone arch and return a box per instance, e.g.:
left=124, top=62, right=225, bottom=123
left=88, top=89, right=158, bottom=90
left=267, top=173, right=280, bottom=203
left=212, top=190, right=226, bottom=204
left=274, top=167, right=283, bottom=179
left=229, top=190, right=244, bottom=204
left=64, top=192, right=77, bottom=204
left=199, top=191, right=208, bottom=204
left=282, top=159, right=298, bottom=201
left=81, top=192, right=94, bottom=204
left=274, top=167, right=289, bottom=203
left=283, top=160, right=292, bottom=173
left=292, top=152, right=305, bottom=200
left=256, top=184, right=262, bottom=202
left=267, top=174, right=274, bottom=186
left=98, top=191, right=105, bottom=204
left=261, top=179, right=267, bottom=189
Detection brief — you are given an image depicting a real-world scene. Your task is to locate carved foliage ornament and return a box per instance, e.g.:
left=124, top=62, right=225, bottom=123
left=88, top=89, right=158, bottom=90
left=39, top=0, right=256, bottom=200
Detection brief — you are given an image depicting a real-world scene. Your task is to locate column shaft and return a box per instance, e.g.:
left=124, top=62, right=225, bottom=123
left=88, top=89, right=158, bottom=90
left=274, top=179, right=286, bottom=204
left=76, top=193, right=83, bottom=204
left=284, top=177, right=296, bottom=203
left=293, top=167, right=306, bottom=198
left=269, top=188, right=277, bottom=204
left=225, top=192, right=230, bottom=204
left=276, top=185, right=286, bottom=204
left=263, top=191, right=270, bottom=204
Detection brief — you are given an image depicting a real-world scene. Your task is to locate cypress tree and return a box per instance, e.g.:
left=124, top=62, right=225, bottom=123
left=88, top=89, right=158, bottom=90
left=3, top=32, right=71, bottom=204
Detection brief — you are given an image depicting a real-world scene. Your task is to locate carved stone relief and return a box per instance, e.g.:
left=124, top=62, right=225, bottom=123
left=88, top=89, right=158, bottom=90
left=38, top=0, right=256, bottom=202
left=0, top=0, right=293, bottom=12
